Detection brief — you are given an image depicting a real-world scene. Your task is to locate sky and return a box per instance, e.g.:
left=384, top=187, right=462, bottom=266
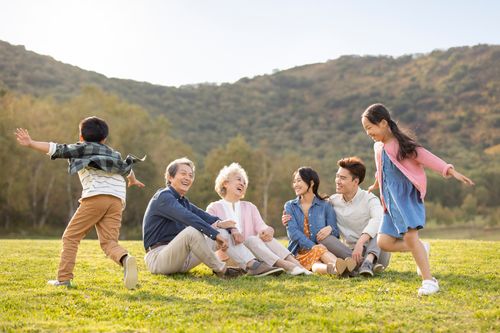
left=1, top=0, right=499, bottom=87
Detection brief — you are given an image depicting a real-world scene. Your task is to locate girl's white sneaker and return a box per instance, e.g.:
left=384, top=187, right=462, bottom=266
left=418, top=277, right=439, bottom=296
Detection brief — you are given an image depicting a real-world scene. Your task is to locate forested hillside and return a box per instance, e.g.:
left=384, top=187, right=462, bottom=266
left=1, top=40, right=498, bottom=237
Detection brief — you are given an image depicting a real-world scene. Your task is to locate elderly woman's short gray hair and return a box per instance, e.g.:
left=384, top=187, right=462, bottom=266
left=214, top=162, right=249, bottom=198
left=165, top=157, right=195, bottom=185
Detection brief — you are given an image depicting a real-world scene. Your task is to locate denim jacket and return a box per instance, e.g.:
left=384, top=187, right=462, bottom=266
left=285, top=195, right=339, bottom=255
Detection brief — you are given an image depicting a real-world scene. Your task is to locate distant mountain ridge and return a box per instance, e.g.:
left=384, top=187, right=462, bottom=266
left=1, top=40, right=499, bottom=165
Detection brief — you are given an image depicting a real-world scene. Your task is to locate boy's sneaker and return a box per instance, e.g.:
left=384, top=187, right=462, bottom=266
left=214, top=267, right=246, bottom=279
left=417, top=242, right=430, bottom=277
left=123, top=255, right=138, bottom=290
left=373, top=263, right=385, bottom=274
left=418, top=277, right=439, bottom=296
left=47, top=279, right=73, bottom=287
left=247, top=261, right=284, bottom=277
left=359, top=260, right=374, bottom=277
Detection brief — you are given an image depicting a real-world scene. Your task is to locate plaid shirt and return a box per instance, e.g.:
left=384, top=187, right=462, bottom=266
left=50, top=142, right=145, bottom=175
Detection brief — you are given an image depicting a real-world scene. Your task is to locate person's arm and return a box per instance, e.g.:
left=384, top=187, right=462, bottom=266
left=367, top=178, right=379, bottom=193
left=362, top=194, right=383, bottom=237
left=325, top=203, right=339, bottom=238
left=446, top=168, right=475, bottom=186
left=284, top=202, right=316, bottom=250
left=15, top=128, right=51, bottom=153
left=156, top=193, right=219, bottom=240
left=352, top=233, right=371, bottom=264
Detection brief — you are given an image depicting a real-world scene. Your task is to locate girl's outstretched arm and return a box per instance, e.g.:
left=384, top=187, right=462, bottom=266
left=447, top=168, right=475, bottom=186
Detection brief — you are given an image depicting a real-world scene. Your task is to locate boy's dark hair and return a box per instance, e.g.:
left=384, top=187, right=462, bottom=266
left=79, top=116, right=109, bottom=142
left=362, top=103, right=420, bottom=161
left=337, top=156, right=366, bottom=184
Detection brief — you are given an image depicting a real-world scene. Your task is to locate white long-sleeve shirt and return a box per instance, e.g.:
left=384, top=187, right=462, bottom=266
left=47, top=142, right=126, bottom=207
left=329, top=187, right=383, bottom=248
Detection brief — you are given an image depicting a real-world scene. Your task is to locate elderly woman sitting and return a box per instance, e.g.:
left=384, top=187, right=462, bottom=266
left=207, top=163, right=310, bottom=275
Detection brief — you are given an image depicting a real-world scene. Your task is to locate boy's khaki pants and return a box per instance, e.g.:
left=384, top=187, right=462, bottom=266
left=57, top=195, right=127, bottom=281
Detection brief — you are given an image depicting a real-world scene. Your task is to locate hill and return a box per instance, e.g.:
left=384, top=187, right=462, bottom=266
left=1, top=40, right=499, bottom=162
left=1, top=40, right=498, bottom=234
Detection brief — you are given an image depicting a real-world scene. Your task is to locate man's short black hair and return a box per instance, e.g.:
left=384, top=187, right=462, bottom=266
left=79, top=116, right=109, bottom=142
left=337, top=156, right=366, bottom=184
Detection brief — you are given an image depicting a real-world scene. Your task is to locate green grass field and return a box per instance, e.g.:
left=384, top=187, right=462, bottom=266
left=0, top=239, right=498, bottom=332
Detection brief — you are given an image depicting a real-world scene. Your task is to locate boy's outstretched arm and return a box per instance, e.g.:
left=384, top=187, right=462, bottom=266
left=127, top=170, right=145, bottom=188
left=15, top=128, right=50, bottom=154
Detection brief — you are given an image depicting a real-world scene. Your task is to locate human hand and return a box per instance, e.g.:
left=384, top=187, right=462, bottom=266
left=259, top=227, right=274, bottom=242
left=352, top=243, right=364, bottom=264
left=232, top=231, right=244, bottom=245
left=215, top=234, right=228, bottom=251
left=316, top=226, right=332, bottom=242
left=447, top=168, right=475, bottom=186
left=367, top=184, right=378, bottom=193
left=15, top=128, right=32, bottom=147
left=127, top=170, right=145, bottom=188
left=128, top=178, right=145, bottom=188
left=217, top=219, right=236, bottom=229
left=282, top=211, right=291, bottom=226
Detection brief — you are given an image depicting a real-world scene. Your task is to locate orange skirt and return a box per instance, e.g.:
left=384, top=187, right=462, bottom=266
left=296, top=245, right=328, bottom=270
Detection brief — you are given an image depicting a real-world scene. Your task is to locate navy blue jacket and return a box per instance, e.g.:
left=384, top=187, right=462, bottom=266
left=142, top=186, right=220, bottom=250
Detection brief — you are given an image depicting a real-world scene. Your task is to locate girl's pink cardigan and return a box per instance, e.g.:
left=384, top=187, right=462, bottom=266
left=374, top=139, right=453, bottom=205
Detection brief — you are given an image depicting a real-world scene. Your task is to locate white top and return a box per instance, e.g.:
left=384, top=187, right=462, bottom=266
left=48, top=142, right=126, bottom=207
left=221, top=199, right=242, bottom=233
left=329, top=187, right=383, bottom=248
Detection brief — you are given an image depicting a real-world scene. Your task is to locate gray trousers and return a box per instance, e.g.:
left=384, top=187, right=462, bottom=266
left=144, top=227, right=255, bottom=275
left=319, top=235, right=391, bottom=268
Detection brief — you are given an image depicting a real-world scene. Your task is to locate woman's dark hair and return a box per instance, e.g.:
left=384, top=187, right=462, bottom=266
left=79, top=116, right=109, bottom=142
left=362, top=103, right=420, bottom=160
left=294, top=167, right=328, bottom=200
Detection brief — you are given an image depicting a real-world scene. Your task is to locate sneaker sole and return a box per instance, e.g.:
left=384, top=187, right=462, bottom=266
left=253, top=267, right=285, bottom=277
left=359, top=268, right=374, bottom=277
left=124, top=256, right=138, bottom=289
left=345, top=257, right=357, bottom=272
left=327, top=259, right=346, bottom=276
left=373, top=264, right=385, bottom=274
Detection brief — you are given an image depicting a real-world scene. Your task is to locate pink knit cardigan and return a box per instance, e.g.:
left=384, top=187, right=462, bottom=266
left=374, top=139, right=453, bottom=204
left=206, top=200, right=269, bottom=240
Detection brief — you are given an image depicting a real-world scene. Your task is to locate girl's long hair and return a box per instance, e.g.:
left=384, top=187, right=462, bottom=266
left=294, top=167, right=329, bottom=200
left=362, top=103, right=420, bottom=160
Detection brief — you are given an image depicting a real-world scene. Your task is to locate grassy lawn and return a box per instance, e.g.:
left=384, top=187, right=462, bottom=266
left=0, top=239, right=498, bottom=332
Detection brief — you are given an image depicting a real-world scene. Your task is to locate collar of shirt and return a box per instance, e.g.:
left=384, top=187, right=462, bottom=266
left=167, top=186, right=190, bottom=207
left=341, top=187, right=363, bottom=205
left=290, top=195, right=322, bottom=207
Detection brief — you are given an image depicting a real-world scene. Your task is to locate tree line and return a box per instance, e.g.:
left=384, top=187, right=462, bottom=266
left=1, top=88, right=497, bottom=238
